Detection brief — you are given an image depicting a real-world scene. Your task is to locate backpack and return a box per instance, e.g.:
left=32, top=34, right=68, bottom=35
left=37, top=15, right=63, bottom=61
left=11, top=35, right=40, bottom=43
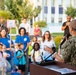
left=13, top=50, right=22, bottom=66
left=5, top=50, right=12, bottom=60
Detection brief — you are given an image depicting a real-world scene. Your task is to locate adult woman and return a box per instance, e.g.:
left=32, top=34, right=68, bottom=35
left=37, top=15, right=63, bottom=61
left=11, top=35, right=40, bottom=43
left=15, top=27, right=30, bottom=50
left=40, top=31, right=56, bottom=61
left=0, top=28, right=12, bottom=50
left=0, top=28, right=13, bottom=70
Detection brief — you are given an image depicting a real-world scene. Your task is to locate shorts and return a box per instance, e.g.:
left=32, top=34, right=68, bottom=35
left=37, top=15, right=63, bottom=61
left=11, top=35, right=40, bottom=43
left=18, top=65, right=26, bottom=72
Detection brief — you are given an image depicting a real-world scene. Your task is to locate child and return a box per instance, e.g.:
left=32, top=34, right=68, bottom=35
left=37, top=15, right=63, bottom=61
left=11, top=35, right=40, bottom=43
left=28, top=42, right=32, bottom=57
left=0, top=44, right=11, bottom=75
left=2, top=45, right=10, bottom=59
left=31, top=42, right=43, bottom=63
left=17, top=43, right=26, bottom=75
left=31, top=36, right=38, bottom=46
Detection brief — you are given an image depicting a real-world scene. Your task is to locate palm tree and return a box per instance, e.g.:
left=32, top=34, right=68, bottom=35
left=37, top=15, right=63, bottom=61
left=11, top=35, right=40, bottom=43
left=65, top=6, right=76, bottom=19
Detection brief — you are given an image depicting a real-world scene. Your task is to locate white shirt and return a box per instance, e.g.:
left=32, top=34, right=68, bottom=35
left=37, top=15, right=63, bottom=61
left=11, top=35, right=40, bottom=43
left=19, top=22, right=30, bottom=34
left=40, top=39, right=56, bottom=60
left=31, top=49, right=42, bottom=62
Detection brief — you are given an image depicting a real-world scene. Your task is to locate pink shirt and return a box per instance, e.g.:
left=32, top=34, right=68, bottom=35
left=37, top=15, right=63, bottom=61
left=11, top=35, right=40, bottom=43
left=34, top=28, right=40, bottom=36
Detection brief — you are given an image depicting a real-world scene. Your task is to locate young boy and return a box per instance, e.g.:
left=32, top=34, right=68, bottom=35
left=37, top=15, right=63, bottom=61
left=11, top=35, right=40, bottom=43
left=17, top=43, right=26, bottom=75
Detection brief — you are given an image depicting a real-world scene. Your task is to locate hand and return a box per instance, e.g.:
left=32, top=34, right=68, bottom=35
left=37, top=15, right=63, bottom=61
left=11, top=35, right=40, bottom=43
left=44, top=45, right=48, bottom=51
left=6, top=48, right=11, bottom=50
left=52, top=52, right=58, bottom=58
left=44, top=45, right=53, bottom=53
left=3, top=53, right=9, bottom=58
left=66, top=22, right=70, bottom=26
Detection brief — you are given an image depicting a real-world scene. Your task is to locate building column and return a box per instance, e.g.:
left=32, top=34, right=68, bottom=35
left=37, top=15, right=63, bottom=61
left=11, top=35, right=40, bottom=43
left=47, top=0, right=51, bottom=23
left=54, top=0, right=59, bottom=23
left=62, top=0, right=67, bottom=22
left=71, top=0, right=74, bottom=7
left=40, top=0, right=44, bottom=21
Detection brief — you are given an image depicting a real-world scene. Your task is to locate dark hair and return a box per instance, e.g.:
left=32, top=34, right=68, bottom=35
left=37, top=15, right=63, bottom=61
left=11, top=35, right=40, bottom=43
left=33, top=42, right=40, bottom=50
left=18, top=43, right=24, bottom=47
left=23, top=17, right=27, bottom=20
left=19, top=27, right=26, bottom=35
left=0, top=43, right=3, bottom=46
left=0, top=28, right=7, bottom=38
left=42, top=31, right=51, bottom=42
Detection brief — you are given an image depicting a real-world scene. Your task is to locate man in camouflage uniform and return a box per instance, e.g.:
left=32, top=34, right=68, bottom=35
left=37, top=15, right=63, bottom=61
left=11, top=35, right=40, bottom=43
left=61, top=36, right=76, bottom=66
left=53, top=19, right=76, bottom=66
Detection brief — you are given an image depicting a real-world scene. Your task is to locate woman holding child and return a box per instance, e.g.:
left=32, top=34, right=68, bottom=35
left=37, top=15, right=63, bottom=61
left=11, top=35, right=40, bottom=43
left=40, top=31, right=56, bottom=61
left=15, top=27, right=30, bottom=51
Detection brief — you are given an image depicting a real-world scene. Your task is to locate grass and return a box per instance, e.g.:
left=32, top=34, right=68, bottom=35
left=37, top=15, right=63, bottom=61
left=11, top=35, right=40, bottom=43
left=51, top=33, right=63, bottom=37
left=11, top=28, right=16, bottom=34
left=11, top=36, right=16, bottom=40
left=11, top=28, right=64, bottom=40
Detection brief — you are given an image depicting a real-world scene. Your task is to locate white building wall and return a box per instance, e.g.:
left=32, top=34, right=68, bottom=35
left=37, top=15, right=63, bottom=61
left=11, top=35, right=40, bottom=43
left=54, top=0, right=59, bottom=23
left=62, top=0, right=67, bottom=23
left=39, top=0, right=44, bottom=21
left=31, top=0, right=75, bottom=24
left=47, top=0, right=51, bottom=23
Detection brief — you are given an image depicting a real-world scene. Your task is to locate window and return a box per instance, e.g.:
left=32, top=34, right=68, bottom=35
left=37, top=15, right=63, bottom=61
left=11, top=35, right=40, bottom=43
left=58, top=14, right=62, bottom=23
left=38, top=5, right=41, bottom=10
left=44, top=6, right=48, bottom=14
left=51, top=7, right=55, bottom=14
left=59, top=7, right=63, bottom=14
left=51, top=14, right=54, bottom=23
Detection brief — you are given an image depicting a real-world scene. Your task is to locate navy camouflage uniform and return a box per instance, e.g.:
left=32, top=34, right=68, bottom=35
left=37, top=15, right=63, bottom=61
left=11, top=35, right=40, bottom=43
left=61, top=36, right=76, bottom=66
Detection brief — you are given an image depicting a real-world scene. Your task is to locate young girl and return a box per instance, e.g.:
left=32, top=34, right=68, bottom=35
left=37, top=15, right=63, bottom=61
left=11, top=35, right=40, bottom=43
left=17, top=43, right=26, bottom=75
left=0, top=44, right=11, bottom=75
left=31, top=36, right=38, bottom=46
left=31, top=42, right=43, bottom=63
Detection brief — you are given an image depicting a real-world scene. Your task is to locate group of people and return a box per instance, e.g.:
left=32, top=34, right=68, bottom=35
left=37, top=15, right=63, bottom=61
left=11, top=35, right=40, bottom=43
left=0, top=16, right=76, bottom=75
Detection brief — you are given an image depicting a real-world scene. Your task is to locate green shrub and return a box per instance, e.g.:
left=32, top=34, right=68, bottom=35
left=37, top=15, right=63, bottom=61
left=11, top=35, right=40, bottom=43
left=54, top=36, right=63, bottom=51
left=0, top=10, right=14, bottom=19
left=33, top=21, right=47, bottom=27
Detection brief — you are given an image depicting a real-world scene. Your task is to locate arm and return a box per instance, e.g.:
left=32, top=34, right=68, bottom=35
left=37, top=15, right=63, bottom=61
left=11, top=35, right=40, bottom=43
left=61, top=22, right=67, bottom=31
left=61, top=40, right=72, bottom=63
left=31, top=50, right=36, bottom=62
left=17, top=54, right=23, bottom=58
left=25, top=36, right=31, bottom=51
left=44, top=45, right=53, bottom=53
left=52, top=52, right=64, bottom=62
left=17, top=51, right=23, bottom=58
left=15, top=35, right=19, bottom=49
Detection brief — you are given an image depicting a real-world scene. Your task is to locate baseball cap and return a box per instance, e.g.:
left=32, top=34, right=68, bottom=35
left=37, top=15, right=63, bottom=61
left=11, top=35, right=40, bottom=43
left=70, top=19, right=76, bottom=30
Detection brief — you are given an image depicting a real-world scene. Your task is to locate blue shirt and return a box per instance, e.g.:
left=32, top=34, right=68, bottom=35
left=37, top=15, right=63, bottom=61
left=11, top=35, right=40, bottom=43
left=15, top=35, right=30, bottom=50
left=0, top=37, right=11, bottom=48
left=16, top=50, right=26, bottom=65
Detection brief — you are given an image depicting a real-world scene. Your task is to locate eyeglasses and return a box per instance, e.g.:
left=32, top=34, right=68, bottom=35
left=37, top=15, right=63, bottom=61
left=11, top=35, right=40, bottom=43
left=45, top=34, right=49, bottom=35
